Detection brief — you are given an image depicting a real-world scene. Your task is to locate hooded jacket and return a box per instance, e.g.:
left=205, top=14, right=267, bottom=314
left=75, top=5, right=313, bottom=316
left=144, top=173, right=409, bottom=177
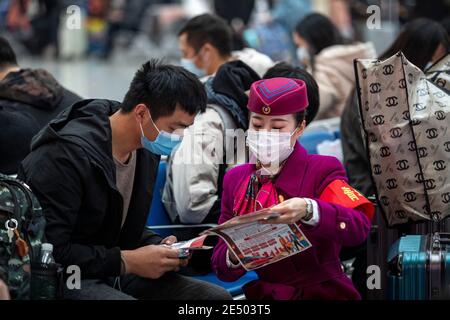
left=18, top=99, right=162, bottom=279
left=0, top=69, right=81, bottom=174
left=313, top=42, right=376, bottom=120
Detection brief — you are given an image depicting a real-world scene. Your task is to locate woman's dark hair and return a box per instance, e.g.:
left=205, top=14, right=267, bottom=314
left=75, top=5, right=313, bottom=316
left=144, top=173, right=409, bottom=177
left=441, top=17, right=450, bottom=37
left=178, top=14, right=233, bottom=57
left=121, top=59, right=207, bottom=119
left=0, top=37, right=18, bottom=69
left=214, top=0, right=256, bottom=50
left=294, top=13, right=345, bottom=56
left=380, top=18, right=449, bottom=70
left=263, top=62, right=320, bottom=126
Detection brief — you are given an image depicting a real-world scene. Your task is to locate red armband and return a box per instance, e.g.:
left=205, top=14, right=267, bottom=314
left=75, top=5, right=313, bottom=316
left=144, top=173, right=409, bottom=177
left=319, top=180, right=375, bottom=221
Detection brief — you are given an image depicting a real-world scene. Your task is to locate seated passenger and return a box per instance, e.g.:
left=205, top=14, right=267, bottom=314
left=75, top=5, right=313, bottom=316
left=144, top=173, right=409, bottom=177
left=178, top=13, right=273, bottom=80
left=18, top=60, right=231, bottom=300
left=0, top=37, right=81, bottom=175
left=212, top=78, right=374, bottom=300
left=293, top=13, right=376, bottom=120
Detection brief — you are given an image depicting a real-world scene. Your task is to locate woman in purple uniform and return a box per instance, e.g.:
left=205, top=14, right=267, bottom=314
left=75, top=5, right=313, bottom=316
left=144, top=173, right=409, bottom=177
left=211, top=77, right=374, bottom=300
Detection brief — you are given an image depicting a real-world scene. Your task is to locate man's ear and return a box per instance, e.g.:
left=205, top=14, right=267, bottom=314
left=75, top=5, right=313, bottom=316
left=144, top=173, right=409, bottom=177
left=134, top=104, right=148, bottom=121
left=201, top=43, right=215, bottom=59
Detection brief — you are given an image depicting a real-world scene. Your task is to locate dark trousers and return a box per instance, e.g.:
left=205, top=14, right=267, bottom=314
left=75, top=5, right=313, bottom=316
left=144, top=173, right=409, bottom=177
left=63, top=272, right=232, bottom=300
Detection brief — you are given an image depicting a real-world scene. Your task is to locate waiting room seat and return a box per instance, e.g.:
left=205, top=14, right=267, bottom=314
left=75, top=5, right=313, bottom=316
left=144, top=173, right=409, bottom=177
left=194, top=272, right=258, bottom=300
left=299, top=131, right=337, bottom=155
left=146, top=161, right=258, bottom=299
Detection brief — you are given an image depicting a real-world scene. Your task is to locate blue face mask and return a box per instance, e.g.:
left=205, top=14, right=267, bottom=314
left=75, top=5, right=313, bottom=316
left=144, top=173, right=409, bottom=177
left=140, top=113, right=182, bottom=156
left=180, top=58, right=206, bottom=78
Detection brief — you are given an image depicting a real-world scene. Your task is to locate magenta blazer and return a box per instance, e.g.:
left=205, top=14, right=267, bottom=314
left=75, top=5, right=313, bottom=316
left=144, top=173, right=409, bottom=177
left=211, top=143, right=371, bottom=300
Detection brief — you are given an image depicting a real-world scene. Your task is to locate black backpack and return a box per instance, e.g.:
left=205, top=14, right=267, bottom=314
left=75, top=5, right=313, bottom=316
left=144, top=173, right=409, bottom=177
left=0, top=174, right=46, bottom=300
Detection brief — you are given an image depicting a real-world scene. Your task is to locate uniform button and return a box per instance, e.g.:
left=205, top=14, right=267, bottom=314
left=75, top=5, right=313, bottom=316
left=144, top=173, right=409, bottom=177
left=339, top=222, right=347, bottom=230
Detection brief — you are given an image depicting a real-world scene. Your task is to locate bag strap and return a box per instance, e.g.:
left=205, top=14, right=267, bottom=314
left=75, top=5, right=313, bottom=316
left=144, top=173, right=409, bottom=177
left=1, top=177, right=35, bottom=219
left=0, top=180, right=20, bottom=221
left=207, top=104, right=238, bottom=199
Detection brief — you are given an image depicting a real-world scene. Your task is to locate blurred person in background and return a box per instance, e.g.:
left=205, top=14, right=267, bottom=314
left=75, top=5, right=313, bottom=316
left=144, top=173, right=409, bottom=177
left=270, top=0, right=312, bottom=34
left=441, top=16, right=450, bottom=39
left=213, top=0, right=255, bottom=50
left=293, top=13, right=376, bottom=120
left=178, top=13, right=273, bottom=79
left=0, top=36, right=81, bottom=175
left=263, top=61, right=320, bottom=126
left=340, top=18, right=449, bottom=299
left=240, top=0, right=312, bottom=64
left=406, top=0, right=450, bottom=22
left=6, top=0, right=61, bottom=56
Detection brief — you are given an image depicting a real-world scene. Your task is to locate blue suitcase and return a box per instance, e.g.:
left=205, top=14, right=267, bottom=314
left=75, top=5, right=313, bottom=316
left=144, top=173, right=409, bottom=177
left=388, top=233, right=450, bottom=300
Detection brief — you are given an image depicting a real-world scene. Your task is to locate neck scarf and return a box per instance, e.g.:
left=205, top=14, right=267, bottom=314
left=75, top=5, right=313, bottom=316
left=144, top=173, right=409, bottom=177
left=233, top=163, right=285, bottom=216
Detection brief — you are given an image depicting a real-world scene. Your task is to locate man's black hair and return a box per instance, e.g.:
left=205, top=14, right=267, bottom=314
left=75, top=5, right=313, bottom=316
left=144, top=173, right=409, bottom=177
left=0, top=37, right=18, bottom=70
left=178, top=14, right=233, bottom=57
left=121, top=59, right=207, bottom=119
left=263, top=62, right=320, bottom=126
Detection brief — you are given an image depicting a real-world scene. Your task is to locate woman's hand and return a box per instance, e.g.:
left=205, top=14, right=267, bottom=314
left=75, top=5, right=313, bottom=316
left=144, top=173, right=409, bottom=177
left=265, top=198, right=308, bottom=224
left=228, top=249, right=239, bottom=265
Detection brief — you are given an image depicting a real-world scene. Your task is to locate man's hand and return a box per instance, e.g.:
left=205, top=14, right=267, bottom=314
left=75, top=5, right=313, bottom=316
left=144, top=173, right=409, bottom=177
left=0, top=280, right=10, bottom=300
left=160, top=236, right=189, bottom=268
left=122, top=245, right=185, bottom=279
left=265, top=198, right=308, bottom=224
left=160, top=236, right=177, bottom=246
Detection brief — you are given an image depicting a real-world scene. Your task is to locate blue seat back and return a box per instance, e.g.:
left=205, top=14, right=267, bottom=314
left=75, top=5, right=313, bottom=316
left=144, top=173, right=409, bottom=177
left=147, top=161, right=171, bottom=227
left=194, top=271, right=259, bottom=297
left=299, top=131, right=336, bottom=154
left=147, top=161, right=259, bottom=298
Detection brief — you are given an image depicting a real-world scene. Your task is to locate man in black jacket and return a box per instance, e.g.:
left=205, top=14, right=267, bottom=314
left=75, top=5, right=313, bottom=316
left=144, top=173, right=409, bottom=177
left=0, top=36, right=81, bottom=175
left=18, top=59, right=231, bottom=300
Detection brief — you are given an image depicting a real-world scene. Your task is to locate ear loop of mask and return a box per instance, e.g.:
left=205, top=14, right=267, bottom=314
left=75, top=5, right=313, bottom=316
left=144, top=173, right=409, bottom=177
left=140, top=110, right=161, bottom=139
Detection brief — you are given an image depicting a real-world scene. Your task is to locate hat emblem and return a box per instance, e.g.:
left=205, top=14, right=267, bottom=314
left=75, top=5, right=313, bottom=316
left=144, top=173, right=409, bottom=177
left=262, top=106, right=271, bottom=115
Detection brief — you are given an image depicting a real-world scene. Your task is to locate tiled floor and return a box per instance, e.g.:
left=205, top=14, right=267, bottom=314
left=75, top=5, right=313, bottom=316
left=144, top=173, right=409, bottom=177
left=21, top=58, right=149, bottom=101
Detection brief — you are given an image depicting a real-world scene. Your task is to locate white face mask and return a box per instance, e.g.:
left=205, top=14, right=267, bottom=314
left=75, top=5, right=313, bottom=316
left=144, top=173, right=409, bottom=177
left=247, top=130, right=296, bottom=175
left=296, top=47, right=310, bottom=64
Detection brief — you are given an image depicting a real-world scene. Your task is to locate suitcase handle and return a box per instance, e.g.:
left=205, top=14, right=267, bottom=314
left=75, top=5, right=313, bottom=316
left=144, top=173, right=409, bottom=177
left=431, top=233, right=450, bottom=249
